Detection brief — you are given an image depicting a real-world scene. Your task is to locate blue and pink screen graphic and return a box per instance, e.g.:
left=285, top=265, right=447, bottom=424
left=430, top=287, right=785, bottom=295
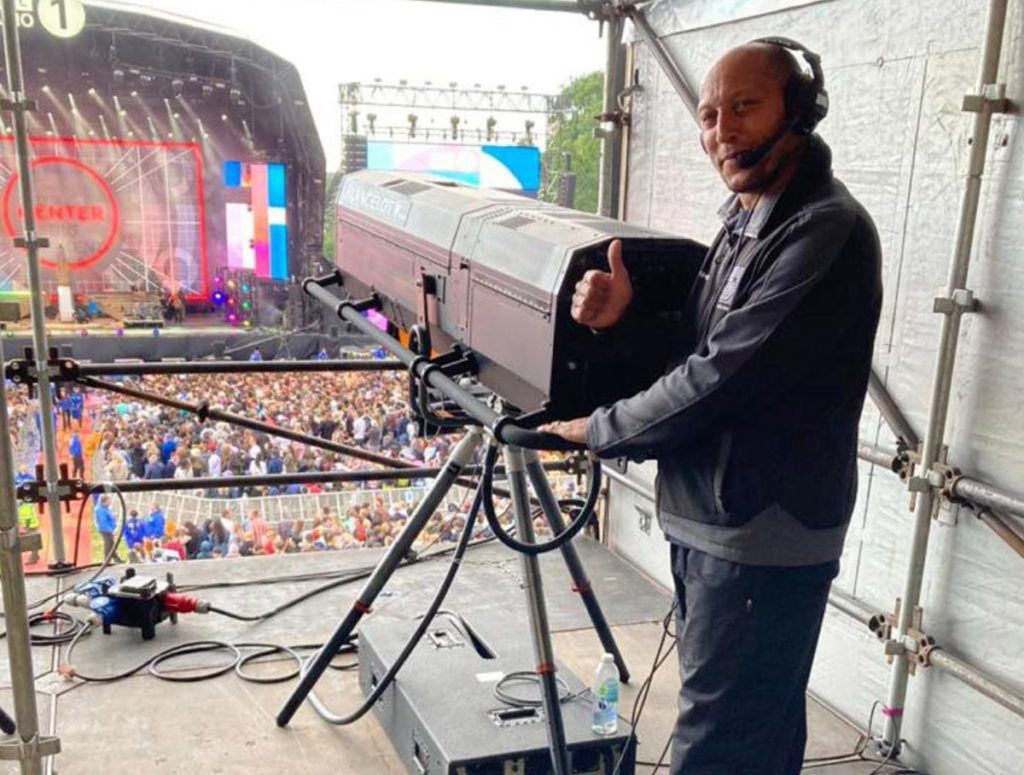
left=223, top=161, right=288, bottom=280
left=367, top=143, right=540, bottom=196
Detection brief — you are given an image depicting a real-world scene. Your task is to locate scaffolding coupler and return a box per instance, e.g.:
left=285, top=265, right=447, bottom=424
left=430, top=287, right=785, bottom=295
left=932, top=288, right=979, bottom=315
left=0, top=733, right=61, bottom=763
left=16, top=463, right=89, bottom=512
left=5, top=347, right=67, bottom=396
left=961, top=82, right=1010, bottom=114
left=869, top=599, right=938, bottom=675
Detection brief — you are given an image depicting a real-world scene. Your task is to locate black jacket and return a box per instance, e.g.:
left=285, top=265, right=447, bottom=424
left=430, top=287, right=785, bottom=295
left=586, top=136, right=882, bottom=566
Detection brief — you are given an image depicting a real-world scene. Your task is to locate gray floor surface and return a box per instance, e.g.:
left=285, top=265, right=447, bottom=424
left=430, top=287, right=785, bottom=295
left=0, top=539, right=897, bottom=774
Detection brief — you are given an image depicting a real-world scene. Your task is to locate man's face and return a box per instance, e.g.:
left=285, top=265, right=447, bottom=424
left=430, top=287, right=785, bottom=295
left=698, top=50, right=793, bottom=194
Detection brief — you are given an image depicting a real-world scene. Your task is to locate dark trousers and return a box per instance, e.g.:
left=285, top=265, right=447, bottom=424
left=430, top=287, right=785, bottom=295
left=669, top=544, right=838, bottom=774
left=101, top=531, right=123, bottom=562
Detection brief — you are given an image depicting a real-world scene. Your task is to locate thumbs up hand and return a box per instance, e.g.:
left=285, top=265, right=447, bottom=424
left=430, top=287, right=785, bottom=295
left=571, top=239, right=633, bottom=330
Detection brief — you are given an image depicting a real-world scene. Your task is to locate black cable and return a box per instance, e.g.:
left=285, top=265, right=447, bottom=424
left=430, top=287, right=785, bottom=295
left=304, top=480, right=485, bottom=725
left=64, top=621, right=152, bottom=683
left=493, top=670, right=580, bottom=707
left=202, top=519, right=498, bottom=622
left=148, top=641, right=241, bottom=683
left=56, top=487, right=505, bottom=688
left=480, top=443, right=601, bottom=555
left=234, top=644, right=305, bottom=684
left=26, top=610, right=88, bottom=646
left=610, top=601, right=678, bottom=775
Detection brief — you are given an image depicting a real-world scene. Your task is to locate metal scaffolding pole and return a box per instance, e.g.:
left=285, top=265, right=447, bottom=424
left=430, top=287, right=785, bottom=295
left=66, top=359, right=404, bottom=377
left=406, top=0, right=583, bottom=11
left=0, top=336, right=55, bottom=773
left=868, top=369, right=920, bottom=451
left=883, top=0, right=1010, bottom=751
left=623, top=2, right=699, bottom=120
left=94, top=459, right=570, bottom=495
left=951, top=477, right=1024, bottom=522
left=827, top=586, right=1024, bottom=722
left=929, top=648, right=1024, bottom=719
left=2, top=0, right=68, bottom=567
left=596, top=11, right=624, bottom=217
left=975, top=510, right=1024, bottom=561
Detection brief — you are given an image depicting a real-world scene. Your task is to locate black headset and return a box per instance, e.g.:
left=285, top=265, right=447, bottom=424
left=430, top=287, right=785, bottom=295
left=750, top=36, right=829, bottom=135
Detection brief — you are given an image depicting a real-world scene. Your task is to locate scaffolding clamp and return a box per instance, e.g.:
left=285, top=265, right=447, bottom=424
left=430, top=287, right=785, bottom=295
left=906, top=471, right=941, bottom=493
left=933, top=288, right=978, bottom=315
left=0, top=525, right=42, bottom=554
left=16, top=464, right=89, bottom=511
left=874, top=600, right=933, bottom=674
left=961, top=83, right=1009, bottom=114
left=0, top=733, right=61, bottom=761
left=5, top=347, right=65, bottom=394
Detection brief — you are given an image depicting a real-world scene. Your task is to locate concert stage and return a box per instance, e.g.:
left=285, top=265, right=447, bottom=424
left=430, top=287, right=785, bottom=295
left=3, top=540, right=878, bottom=774
left=0, top=315, right=365, bottom=362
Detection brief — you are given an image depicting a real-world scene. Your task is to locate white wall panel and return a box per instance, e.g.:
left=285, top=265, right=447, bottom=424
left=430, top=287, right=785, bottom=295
left=613, top=1, right=1024, bottom=772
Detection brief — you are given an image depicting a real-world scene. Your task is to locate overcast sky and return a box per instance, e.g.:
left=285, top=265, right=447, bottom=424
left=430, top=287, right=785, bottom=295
left=114, top=0, right=606, bottom=167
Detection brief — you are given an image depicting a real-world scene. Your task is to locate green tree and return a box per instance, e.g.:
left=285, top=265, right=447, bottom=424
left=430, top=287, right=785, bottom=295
left=541, top=71, right=603, bottom=213
left=323, top=168, right=344, bottom=260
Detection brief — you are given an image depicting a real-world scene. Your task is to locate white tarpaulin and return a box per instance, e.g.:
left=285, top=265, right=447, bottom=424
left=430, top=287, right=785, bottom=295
left=612, top=1, right=1024, bottom=772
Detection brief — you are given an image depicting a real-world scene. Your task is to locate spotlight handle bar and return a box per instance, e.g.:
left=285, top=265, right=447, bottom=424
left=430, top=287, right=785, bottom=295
left=303, top=271, right=585, bottom=452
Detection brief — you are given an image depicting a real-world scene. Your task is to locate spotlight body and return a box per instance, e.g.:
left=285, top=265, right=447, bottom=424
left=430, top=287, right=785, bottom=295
left=334, top=171, right=705, bottom=417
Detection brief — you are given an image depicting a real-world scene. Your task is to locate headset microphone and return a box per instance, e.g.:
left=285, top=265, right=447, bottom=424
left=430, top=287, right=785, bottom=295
left=734, top=118, right=793, bottom=169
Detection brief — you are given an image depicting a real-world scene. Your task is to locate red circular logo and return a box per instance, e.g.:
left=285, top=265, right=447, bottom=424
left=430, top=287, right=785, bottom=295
left=3, top=156, right=120, bottom=271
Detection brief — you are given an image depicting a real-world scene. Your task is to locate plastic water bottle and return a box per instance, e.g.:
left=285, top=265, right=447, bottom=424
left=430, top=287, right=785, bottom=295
left=591, top=653, right=619, bottom=735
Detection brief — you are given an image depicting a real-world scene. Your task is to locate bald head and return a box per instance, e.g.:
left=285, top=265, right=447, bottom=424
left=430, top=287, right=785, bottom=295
left=697, top=42, right=811, bottom=205
left=705, top=43, right=804, bottom=96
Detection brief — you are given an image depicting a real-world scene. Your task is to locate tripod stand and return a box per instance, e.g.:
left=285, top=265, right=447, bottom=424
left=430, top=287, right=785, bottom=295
left=276, top=427, right=630, bottom=775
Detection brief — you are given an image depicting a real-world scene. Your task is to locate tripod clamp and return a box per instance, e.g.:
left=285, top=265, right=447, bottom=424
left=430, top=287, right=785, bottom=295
left=408, top=343, right=478, bottom=432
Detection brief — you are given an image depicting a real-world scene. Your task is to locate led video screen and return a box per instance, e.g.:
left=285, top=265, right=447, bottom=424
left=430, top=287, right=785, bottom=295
left=367, top=142, right=541, bottom=197
left=223, top=160, right=288, bottom=281
left=0, top=136, right=208, bottom=299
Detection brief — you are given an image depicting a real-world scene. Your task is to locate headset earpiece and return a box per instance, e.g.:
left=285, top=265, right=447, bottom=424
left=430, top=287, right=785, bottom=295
left=751, top=36, right=829, bottom=135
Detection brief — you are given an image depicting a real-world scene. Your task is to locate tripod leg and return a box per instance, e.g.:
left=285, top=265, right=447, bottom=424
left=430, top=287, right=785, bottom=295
left=276, top=429, right=482, bottom=727
left=504, top=445, right=571, bottom=775
left=524, top=451, right=631, bottom=683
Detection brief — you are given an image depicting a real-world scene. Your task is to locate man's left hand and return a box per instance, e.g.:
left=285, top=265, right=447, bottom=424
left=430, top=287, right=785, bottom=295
left=537, top=417, right=589, bottom=445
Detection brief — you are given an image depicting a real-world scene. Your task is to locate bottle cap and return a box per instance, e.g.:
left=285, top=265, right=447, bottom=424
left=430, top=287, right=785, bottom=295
left=601, top=653, right=614, bottom=662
